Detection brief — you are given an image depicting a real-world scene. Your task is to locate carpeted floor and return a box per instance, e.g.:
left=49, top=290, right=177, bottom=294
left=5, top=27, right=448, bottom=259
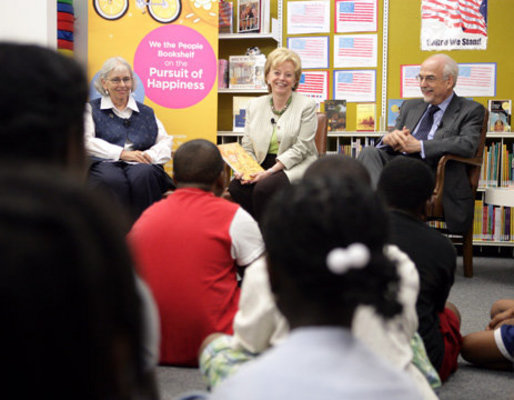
left=156, top=255, right=514, bottom=399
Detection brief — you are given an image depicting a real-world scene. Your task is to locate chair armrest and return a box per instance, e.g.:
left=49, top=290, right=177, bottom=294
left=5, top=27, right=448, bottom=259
left=428, top=154, right=483, bottom=217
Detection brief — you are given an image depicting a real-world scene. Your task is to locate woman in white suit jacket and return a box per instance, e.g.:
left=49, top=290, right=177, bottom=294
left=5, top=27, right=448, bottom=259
left=228, top=48, right=318, bottom=222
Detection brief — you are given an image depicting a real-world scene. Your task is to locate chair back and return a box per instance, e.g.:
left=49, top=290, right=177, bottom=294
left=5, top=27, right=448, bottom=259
left=315, top=112, right=328, bottom=156
left=427, top=108, right=488, bottom=218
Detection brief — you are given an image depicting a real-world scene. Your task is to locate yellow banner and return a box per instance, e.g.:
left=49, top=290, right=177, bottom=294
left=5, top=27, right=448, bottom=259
left=88, top=0, right=219, bottom=173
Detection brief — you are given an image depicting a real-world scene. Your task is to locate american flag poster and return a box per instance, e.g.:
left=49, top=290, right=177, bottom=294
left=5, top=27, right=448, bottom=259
left=401, top=63, right=495, bottom=98
left=333, top=34, right=377, bottom=68
left=287, top=0, right=330, bottom=35
left=335, top=0, right=377, bottom=33
left=400, top=65, right=422, bottom=98
left=454, top=63, right=495, bottom=97
left=296, top=71, right=329, bottom=104
left=421, top=0, right=488, bottom=50
left=334, top=70, right=376, bottom=103
left=288, top=36, right=329, bottom=69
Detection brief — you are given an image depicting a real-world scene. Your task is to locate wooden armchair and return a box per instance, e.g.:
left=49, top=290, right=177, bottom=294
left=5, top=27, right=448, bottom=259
left=425, top=109, right=489, bottom=278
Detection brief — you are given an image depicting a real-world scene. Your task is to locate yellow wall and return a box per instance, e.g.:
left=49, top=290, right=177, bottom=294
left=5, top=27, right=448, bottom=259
left=388, top=0, right=512, bottom=108
left=282, top=0, right=510, bottom=130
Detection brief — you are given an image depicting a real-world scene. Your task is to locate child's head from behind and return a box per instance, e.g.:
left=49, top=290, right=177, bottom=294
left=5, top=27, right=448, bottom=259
left=261, top=176, right=401, bottom=329
left=0, top=166, right=151, bottom=399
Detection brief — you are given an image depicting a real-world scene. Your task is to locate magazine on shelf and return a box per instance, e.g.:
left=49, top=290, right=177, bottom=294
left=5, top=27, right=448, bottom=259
left=488, top=100, right=511, bottom=132
left=218, top=142, right=264, bottom=180
left=219, top=0, right=233, bottom=34
left=356, top=103, right=376, bottom=131
left=237, top=0, right=260, bottom=33
left=232, top=96, right=255, bottom=132
left=229, top=54, right=266, bottom=89
left=324, top=100, right=346, bottom=132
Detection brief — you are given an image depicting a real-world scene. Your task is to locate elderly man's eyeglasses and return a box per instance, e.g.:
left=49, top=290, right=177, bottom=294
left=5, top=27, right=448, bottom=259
left=109, top=77, right=132, bottom=84
left=415, top=74, right=446, bottom=83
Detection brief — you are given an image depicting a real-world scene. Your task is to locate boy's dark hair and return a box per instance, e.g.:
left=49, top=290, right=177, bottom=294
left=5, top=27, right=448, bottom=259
left=377, top=157, right=435, bottom=213
left=304, top=154, right=371, bottom=186
left=0, top=166, right=153, bottom=399
left=173, top=139, right=224, bottom=186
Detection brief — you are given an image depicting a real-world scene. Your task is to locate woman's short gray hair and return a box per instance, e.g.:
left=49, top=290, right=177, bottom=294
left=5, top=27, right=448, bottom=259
left=93, top=56, right=136, bottom=96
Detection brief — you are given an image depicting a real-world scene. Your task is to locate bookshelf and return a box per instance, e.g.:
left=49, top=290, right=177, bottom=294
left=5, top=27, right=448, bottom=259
left=474, top=131, right=514, bottom=246
left=216, top=128, right=514, bottom=247
left=217, top=0, right=282, bottom=139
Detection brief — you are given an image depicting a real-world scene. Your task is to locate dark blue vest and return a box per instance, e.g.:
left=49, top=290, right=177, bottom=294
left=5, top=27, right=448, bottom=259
left=90, top=98, right=158, bottom=152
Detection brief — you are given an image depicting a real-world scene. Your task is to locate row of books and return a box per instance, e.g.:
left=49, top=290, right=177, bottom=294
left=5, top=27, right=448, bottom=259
left=473, top=201, right=513, bottom=242
left=219, top=0, right=272, bottom=35
left=338, top=138, right=379, bottom=157
left=479, top=143, right=514, bottom=188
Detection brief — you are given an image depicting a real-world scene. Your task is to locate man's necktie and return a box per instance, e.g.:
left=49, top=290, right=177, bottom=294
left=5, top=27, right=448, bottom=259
left=414, top=105, right=440, bottom=141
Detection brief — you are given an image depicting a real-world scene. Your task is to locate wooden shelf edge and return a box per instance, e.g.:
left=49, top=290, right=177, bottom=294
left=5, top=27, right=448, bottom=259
left=218, top=88, right=268, bottom=94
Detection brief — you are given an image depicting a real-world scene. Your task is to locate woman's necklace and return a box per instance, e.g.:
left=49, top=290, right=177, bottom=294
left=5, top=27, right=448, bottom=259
left=270, top=95, right=292, bottom=116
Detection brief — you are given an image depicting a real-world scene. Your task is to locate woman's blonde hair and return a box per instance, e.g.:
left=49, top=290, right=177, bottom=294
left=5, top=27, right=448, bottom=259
left=264, top=48, right=302, bottom=91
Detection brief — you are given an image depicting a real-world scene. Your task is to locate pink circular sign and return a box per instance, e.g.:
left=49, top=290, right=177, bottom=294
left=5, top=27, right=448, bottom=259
left=134, top=25, right=216, bottom=109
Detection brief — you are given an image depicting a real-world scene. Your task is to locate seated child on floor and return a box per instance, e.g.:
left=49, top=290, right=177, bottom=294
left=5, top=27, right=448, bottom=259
left=461, top=299, right=514, bottom=370
left=207, top=172, right=423, bottom=399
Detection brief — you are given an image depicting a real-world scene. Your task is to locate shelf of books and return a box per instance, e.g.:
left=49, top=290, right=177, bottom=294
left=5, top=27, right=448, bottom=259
left=217, top=0, right=282, bottom=136
left=327, top=132, right=384, bottom=156
left=474, top=100, right=514, bottom=245
left=474, top=130, right=514, bottom=245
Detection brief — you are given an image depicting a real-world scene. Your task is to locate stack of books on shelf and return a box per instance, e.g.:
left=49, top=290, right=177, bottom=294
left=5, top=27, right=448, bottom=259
left=473, top=199, right=513, bottom=242
left=500, top=143, right=514, bottom=187
left=338, top=137, right=378, bottom=156
left=229, top=54, right=267, bottom=90
left=479, top=142, right=501, bottom=188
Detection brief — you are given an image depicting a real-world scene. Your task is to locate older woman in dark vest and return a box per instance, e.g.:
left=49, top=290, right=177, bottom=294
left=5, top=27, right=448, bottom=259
left=85, top=57, right=173, bottom=220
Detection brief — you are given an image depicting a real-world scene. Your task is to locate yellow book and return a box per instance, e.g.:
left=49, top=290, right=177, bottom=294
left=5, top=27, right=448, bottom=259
left=356, top=103, right=376, bottom=131
left=218, top=142, right=264, bottom=181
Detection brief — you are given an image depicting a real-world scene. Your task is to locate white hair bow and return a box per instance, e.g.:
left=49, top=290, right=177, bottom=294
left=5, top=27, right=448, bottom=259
left=326, top=243, right=370, bottom=275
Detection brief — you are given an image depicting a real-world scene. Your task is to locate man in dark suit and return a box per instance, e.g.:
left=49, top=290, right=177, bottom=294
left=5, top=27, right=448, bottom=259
left=358, top=53, right=486, bottom=234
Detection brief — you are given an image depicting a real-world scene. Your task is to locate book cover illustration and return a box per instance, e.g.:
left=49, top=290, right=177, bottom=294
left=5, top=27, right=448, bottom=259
left=387, top=99, right=404, bottom=131
left=488, top=100, right=511, bottom=132
left=232, top=96, right=254, bottom=132
left=218, top=142, right=264, bottom=181
left=229, top=55, right=266, bottom=89
left=356, top=103, right=376, bottom=131
left=237, top=0, right=260, bottom=33
left=219, top=0, right=233, bottom=34
left=324, top=100, right=346, bottom=132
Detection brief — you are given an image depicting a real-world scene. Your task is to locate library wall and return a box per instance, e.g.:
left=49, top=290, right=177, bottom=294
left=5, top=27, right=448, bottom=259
left=282, top=0, right=384, bottom=131
left=387, top=0, right=514, bottom=107
left=281, top=0, right=514, bottom=128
